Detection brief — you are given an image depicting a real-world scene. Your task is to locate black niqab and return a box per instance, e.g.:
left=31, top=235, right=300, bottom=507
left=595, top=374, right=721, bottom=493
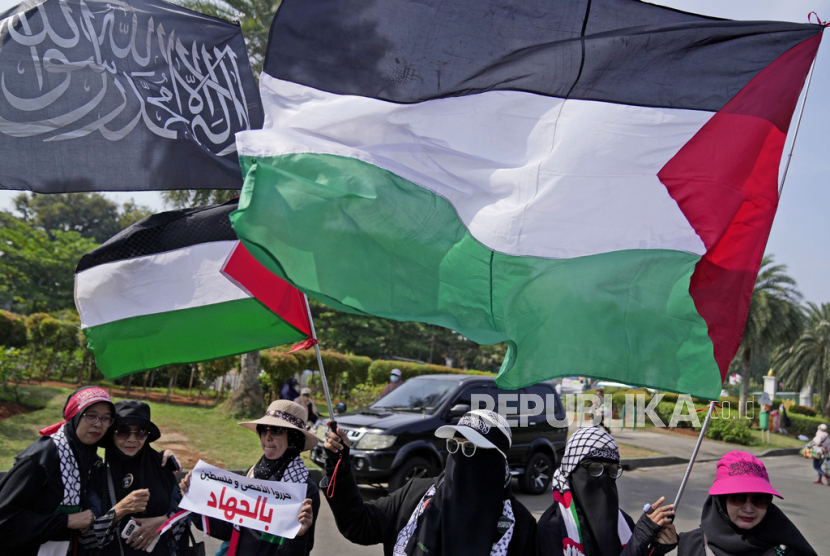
left=568, top=459, right=622, bottom=556
left=408, top=448, right=507, bottom=556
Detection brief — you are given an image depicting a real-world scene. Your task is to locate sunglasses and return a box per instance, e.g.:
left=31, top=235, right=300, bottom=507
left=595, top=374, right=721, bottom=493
left=446, top=438, right=477, bottom=457
left=113, top=428, right=149, bottom=440
left=726, top=493, right=772, bottom=509
left=257, top=426, right=286, bottom=437
left=580, top=461, right=623, bottom=479
left=81, top=413, right=113, bottom=427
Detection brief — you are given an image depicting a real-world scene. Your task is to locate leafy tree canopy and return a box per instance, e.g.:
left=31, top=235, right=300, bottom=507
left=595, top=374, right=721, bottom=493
left=13, top=193, right=152, bottom=244
left=0, top=213, right=99, bottom=314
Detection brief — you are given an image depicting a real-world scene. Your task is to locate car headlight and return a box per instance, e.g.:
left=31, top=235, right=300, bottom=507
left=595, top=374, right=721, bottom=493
left=315, top=423, right=327, bottom=442
left=355, top=433, right=397, bottom=450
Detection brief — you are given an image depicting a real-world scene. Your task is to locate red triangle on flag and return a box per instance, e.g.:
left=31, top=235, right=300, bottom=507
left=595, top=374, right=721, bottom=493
left=221, top=241, right=313, bottom=338
left=658, top=34, right=822, bottom=378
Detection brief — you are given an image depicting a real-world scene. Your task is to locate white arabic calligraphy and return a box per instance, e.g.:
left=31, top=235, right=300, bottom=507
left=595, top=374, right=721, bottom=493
left=0, top=0, right=251, bottom=153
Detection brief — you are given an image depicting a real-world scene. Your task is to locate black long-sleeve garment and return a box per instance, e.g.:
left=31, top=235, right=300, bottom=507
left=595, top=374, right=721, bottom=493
left=321, top=458, right=537, bottom=556
left=0, top=438, right=76, bottom=556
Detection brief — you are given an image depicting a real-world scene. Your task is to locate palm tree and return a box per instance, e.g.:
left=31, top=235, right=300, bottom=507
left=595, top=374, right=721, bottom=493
left=737, top=255, right=803, bottom=412
left=773, top=302, right=830, bottom=415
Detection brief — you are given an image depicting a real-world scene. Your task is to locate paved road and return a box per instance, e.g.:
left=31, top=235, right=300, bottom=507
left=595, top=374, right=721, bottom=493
left=195, top=455, right=827, bottom=554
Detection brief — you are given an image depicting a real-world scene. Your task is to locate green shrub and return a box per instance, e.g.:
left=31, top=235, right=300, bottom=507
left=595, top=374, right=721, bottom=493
left=786, top=413, right=827, bottom=438
left=367, top=360, right=494, bottom=384
left=0, top=310, right=27, bottom=348
left=789, top=405, right=817, bottom=417
left=705, top=417, right=752, bottom=445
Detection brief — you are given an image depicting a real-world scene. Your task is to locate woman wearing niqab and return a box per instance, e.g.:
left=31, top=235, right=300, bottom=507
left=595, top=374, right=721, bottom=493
left=536, top=427, right=676, bottom=556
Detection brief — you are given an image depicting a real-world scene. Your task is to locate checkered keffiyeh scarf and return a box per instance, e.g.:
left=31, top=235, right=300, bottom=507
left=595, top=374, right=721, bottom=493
left=550, top=427, right=619, bottom=494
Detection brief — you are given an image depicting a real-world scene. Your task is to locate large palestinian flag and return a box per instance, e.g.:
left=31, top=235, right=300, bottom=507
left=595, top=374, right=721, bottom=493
left=230, top=0, right=824, bottom=398
left=75, top=200, right=311, bottom=378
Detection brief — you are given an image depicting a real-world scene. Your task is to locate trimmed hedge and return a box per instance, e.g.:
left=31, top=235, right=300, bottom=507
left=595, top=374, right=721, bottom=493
left=367, top=360, right=494, bottom=384
left=0, top=310, right=27, bottom=347
left=786, top=413, right=828, bottom=438
left=789, top=405, right=817, bottom=417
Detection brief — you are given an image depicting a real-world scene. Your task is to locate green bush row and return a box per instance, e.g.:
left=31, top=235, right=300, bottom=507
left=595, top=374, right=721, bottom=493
left=366, top=360, right=494, bottom=384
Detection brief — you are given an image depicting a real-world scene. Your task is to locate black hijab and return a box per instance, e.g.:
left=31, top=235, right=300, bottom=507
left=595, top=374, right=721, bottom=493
left=407, top=447, right=509, bottom=556
left=252, top=429, right=306, bottom=481
left=104, top=402, right=175, bottom=519
left=680, top=495, right=816, bottom=556
left=569, top=458, right=622, bottom=556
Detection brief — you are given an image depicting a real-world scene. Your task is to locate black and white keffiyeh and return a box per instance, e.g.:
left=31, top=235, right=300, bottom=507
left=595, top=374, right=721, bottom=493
left=551, top=426, right=619, bottom=494
left=52, top=424, right=82, bottom=506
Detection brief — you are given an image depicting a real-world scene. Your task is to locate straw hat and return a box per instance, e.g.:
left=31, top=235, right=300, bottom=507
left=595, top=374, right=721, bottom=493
left=239, top=400, right=317, bottom=451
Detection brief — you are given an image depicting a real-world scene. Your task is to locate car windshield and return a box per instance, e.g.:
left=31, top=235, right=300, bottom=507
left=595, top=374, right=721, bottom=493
left=371, top=379, right=458, bottom=414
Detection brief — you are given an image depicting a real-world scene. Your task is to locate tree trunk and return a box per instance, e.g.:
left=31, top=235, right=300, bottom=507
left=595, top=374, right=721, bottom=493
left=188, top=365, right=196, bottom=398
left=166, top=369, right=178, bottom=403
left=79, top=350, right=89, bottom=384
left=739, top=347, right=751, bottom=417
left=224, top=351, right=265, bottom=418
left=142, top=372, right=149, bottom=399
left=87, top=356, right=95, bottom=383
left=125, top=374, right=132, bottom=397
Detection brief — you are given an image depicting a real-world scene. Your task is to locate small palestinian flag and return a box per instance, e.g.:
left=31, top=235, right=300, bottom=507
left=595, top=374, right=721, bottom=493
left=75, top=200, right=311, bottom=378
left=230, top=0, right=824, bottom=398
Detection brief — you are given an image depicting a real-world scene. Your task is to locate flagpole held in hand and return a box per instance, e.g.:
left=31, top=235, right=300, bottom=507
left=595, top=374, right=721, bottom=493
left=672, top=401, right=716, bottom=514
left=302, top=294, right=336, bottom=428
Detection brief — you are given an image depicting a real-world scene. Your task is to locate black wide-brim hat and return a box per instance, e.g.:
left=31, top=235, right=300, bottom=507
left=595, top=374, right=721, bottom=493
left=113, top=400, right=161, bottom=443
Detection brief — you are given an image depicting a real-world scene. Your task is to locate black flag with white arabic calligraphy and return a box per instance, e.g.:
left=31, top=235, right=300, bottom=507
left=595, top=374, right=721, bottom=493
left=0, top=0, right=263, bottom=192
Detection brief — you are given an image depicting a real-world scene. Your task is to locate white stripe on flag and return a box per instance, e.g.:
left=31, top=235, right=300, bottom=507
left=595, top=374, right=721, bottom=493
left=76, top=240, right=247, bottom=327
left=238, top=75, right=713, bottom=260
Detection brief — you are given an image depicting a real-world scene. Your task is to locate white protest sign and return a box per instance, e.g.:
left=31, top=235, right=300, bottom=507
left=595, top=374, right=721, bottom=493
left=179, top=460, right=306, bottom=538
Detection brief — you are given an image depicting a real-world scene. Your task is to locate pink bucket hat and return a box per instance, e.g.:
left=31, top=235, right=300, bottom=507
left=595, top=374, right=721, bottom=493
left=708, top=451, right=782, bottom=498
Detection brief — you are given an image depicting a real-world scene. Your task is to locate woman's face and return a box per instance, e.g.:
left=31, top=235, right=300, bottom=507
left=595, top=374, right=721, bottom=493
left=114, top=425, right=148, bottom=457
left=259, top=426, right=288, bottom=460
left=726, top=493, right=768, bottom=530
left=75, top=402, right=113, bottom=445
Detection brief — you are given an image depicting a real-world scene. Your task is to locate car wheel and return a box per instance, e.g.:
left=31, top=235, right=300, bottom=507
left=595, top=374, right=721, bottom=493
left=388, top=456, right=437, bottom=492
left=520, top=451, right=553, bottom=495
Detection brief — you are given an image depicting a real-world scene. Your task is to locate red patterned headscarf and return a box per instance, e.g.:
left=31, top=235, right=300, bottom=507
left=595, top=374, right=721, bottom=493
left=39, top=386, right=113, bottom=436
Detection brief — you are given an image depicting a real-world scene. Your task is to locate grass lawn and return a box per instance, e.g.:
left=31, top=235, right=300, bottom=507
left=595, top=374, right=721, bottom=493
left=618, top=443, right=662, bottom=458
left=0, top=385, right=74, bottom=469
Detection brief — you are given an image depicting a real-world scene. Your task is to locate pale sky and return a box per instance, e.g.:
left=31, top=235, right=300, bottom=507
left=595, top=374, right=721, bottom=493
left=1, top=0, right=829, bottom=303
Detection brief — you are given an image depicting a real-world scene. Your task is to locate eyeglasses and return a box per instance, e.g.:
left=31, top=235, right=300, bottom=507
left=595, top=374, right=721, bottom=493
left=257, top=426, right=286, bottom=437
left=114, top=428, right=149, bottom=441
left=726, top=493, right=772, bottom=509
left=580, top=461, right=623, bottom=479
left=81, top=413, right=113, bottom=427
left=446, top=438, right=477, bottom=457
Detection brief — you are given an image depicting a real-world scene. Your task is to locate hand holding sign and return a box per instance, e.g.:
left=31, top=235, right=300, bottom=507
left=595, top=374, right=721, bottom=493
left=179, top=460, right=307, bottom=538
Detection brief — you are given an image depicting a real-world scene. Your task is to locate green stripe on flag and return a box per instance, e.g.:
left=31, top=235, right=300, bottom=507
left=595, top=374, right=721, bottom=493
left=84, top=298, right=307, bottom=378
left=232, top=153, right=722, bottom=398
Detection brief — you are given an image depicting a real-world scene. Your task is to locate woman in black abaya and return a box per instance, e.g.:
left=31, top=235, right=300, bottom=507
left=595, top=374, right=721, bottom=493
left=536, top=427, right=676, bottom=556
left=0, top=386, right=115, bottom=556
left=81, top=400, right=189, bottom=555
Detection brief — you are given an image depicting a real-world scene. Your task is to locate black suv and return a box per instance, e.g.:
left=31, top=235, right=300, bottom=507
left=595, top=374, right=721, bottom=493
left=310, top=374, right=567, bottom=494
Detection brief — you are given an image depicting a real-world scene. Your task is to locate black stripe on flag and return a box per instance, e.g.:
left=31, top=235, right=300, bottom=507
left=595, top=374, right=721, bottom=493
left=76, top=199, right=238, bottom=272
left=264, top=0, right=821, bottom=111
left=0, top=0, right=263, bottom=193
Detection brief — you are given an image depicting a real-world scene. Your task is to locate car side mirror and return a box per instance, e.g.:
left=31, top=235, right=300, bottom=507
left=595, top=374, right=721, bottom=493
left=448, top=403, right=470, bottom=418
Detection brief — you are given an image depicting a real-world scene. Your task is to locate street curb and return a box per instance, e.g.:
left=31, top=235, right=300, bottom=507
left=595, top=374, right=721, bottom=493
left=621, top=447, right=802, bottom=470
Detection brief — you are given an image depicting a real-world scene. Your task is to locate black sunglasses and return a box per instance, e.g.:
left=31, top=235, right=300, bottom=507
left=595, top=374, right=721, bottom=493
left=580, top=461, right=623, bottom=479
left=726, top=493, right=772, bottom=509
left=257, top=425, right=286, bottom=437
left=113, top=428, right=149, bottom=441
